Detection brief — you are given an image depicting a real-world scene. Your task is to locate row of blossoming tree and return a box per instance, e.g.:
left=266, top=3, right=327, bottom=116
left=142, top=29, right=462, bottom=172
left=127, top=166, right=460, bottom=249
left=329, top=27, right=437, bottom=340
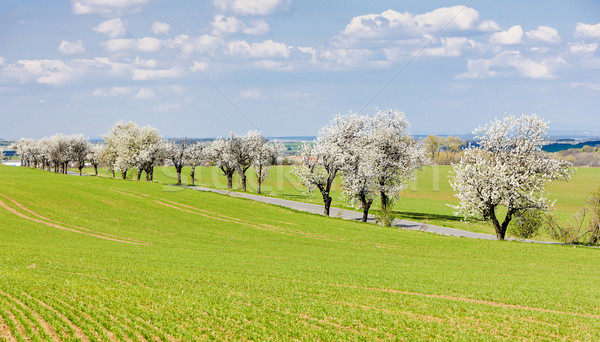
left=12, top=121, right=284, bottom=194
left=11, top=111, right=575, bottom=240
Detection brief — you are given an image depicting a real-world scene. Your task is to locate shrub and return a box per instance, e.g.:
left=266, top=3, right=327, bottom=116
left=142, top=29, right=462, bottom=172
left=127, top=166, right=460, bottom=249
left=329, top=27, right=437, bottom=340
left=586, top=189, right=600, bottom=244
left=508, top=209, right=543, bottom=239
left=545, top=211, right=587, bottom=244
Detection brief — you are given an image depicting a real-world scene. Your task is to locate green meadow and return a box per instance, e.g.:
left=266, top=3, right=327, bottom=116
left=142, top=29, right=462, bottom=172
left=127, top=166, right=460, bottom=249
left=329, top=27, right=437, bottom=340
left=2, top=165, right=600, bottom=340
left=85, top=165, right=600, bottom=238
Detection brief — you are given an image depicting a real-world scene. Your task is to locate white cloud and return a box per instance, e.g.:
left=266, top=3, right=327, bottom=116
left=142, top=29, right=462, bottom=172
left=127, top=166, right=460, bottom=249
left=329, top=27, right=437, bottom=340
left=135, top=87, right=155, bottom=99
left=93, top=18, right=127, bottom=38
left=1, top=59, right=94, bottom=85
left=225, top=40, right=290, bottom=58
left=569, top=42, right=598, bottom=54
left=478, top=20, right=501, bottom=32
left=93, top=86, right=135, bottom=97
left=574, top=22, right=600, bottom=40
left=190, top=62, right=208, bottom=71
left=239, top=89, right=263, bottom=99
left=132, top=67, right=182, bottom=80
left=214, top=0, right=290, bottom=16
left=134, top=57, right=157, bottom=68
left=525, top=26, right=560, bottom=44
left=340, top=6, right=479, bottom=40
left=422, top=37, right=469, bottom=57
left=102, top=37, right=162, bottom=52
left=58, top=40, right=85, bottom=54
left=569, top=82, right=600, bottom=92
left=172, top=34, right=223, bottom=55
left=490, top=25, right=523, bottom=45
left=0, top=57, right=5, bottom=66
left=212, top=15, right=269, bottom=35
left=72, top=0, right=148, bottom=15
left=152, top=21, right=171, bottom=35
left=457, top=50, right=565, bottom=79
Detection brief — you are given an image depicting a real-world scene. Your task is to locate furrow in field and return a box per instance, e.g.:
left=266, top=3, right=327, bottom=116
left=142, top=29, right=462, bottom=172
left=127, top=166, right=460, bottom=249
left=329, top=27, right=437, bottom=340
left=0, top=290, right=61, bottom=341
left=117, top=310, right=178, bottom=342
left=107, top=188, right=148, bottom=200
left=20, top=293, right=90, bottom=342
left=0, top=196, right=150, bottom=246
left=48, top=298, right=113, bottom=342
left=0, top=309, right=17, bottom=342
left=0, top=308, right=25, bottom=341
left=278, top=309, right=381, bottom=341
left=0, top=294, right=43, bottom=340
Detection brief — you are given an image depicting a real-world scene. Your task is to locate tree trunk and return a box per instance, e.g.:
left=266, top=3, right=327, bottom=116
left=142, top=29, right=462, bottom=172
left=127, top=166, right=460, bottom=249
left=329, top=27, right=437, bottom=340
left=323, top=195, right=332, bottom=216
left=489, top=207, right=513, bottom=240
left=227, top=174, right=233, bottom=189
left=93, top=165, right=98, bottom=176
left=112, top=170, right=116, bottom=178
left=241, top=174, right=247, bottom=191
left=176, top=166, right=182, bottom=185
left=360, top=194, right=373, bottom=223
left=380, top=191, right=388, bottom=213
left=121, top=170, right=127, bottom=180
left=257, top=165, right=263, bottom=194
left=78, top=165, right=83, bottom=176
left=137, top=169, right=143, bottom=181
left=190, top=168, right=196, bottom=186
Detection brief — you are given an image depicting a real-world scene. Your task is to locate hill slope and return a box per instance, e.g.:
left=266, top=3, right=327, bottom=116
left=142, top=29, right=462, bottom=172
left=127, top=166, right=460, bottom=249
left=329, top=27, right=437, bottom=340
left=1, top=166, right=599, bottom=340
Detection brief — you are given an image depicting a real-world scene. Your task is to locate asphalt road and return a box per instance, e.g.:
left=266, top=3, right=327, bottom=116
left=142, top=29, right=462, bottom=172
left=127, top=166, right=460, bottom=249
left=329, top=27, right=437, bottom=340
left=183, top=185, right=552, bottom=243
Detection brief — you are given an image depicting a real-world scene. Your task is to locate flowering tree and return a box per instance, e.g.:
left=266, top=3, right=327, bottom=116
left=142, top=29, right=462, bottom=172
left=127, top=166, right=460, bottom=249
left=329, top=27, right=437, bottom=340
left=230, top=132, right=257, bottom=191
left=87, top=144, right=103, bottom=176
left=450, top=114, right=572, bottom=240
left=69, top=134, right=90, bottom=176
left=186, top=142, right=206, bottom=186
left=369, top=109, right=427, bottom=224
left=166, top=139, right=189, bottom=185
left=207, top=138, right=236, bottom=189
left=250, top=133, right=284, bottom=194
left=103, top=121, right=140, bottom=179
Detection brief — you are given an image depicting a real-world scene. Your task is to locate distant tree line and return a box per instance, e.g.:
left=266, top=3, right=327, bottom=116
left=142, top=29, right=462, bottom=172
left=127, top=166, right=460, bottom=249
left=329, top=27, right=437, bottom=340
left=422, top=135, right=466, bottom=165
left=10, top=121, right=284, bottom=194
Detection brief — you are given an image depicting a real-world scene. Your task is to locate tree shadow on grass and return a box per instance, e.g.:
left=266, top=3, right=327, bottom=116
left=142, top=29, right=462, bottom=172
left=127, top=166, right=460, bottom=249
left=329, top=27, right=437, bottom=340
left=393, top=211, right=464, bottom=223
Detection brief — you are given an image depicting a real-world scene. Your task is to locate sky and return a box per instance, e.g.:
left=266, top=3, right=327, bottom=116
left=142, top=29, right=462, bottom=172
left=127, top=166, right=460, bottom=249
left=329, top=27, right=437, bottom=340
left=1, top=0, right=599, bottom=139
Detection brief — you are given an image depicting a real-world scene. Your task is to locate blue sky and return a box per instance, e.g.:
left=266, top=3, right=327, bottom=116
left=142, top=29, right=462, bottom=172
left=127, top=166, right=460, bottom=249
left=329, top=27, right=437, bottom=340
left=1, top=0, right=599, bottom=139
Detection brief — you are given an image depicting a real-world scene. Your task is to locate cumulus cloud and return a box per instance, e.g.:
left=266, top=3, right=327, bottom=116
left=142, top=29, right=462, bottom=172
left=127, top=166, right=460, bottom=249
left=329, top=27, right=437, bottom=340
left=72, top=0, right=148, bottom=15
left=58, top=40, right=85, bottom=54
left=225, top=40, right=290, bottom=58
left=490, top=25, right=523, bottom=45
left=575, top=22, right=600, bottom=40
left=457, top=50, right=566, bottom=79
left=152, top=21, right=171, bottom=35
left=340, top=6, right=479, bottom=41
left=569, top=42, right=598, bottom=54
left=525, top=26, right=560, bottom=44
left=134, top=57, right=158, bottom=68
left=212, top=15, right=269, bottom=35
left=102, top=37, right=162, bottom=52
left=0, top=59, right=99, bottom=85
left=172, top=34, right=223, bottom=55
left=422, top=37, right=470, bottom=57
left=477, top=20, right=501, bottom=32
left=214, top=0, right=290, bottom=16
left=132, top=67, right=182, bottom=80
left=93, top=18, right=127, bottom=38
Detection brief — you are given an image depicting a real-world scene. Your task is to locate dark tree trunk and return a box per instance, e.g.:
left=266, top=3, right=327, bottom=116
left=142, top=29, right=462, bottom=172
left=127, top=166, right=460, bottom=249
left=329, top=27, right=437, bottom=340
left=93, top=165, right=98, bottom=176
left=490, top=207, right=513, bottom=240
left=121, top=170, right=127, bottom=180
left=112, top=170, right=116, bottom=178
left=78, top=165, right=84, bottom=176
left=380, top=191, right=389, bottom=213
left=227, top=175, right=233, bottom=189
left=190, top=168, right=196, bottom=186
left=176, top=165, right=182, bottom=185
left=323, top=195, right=332, bottom=216
left=241, top=174, right=247, bottom=191
left=359, top=193, right=373, bottom=222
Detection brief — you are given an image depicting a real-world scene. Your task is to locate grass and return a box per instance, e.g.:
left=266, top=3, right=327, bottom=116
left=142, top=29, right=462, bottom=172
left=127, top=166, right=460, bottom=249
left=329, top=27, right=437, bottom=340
left=82, top=164, right=600, bottom=238
left=1, top=165, right=600, bottom=340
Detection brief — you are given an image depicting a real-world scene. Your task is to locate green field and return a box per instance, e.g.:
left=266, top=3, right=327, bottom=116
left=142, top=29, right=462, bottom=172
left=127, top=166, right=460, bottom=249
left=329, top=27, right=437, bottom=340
left=2, top=165, right=600, bottom=340
left=84, top=165, right=600, bottom=238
